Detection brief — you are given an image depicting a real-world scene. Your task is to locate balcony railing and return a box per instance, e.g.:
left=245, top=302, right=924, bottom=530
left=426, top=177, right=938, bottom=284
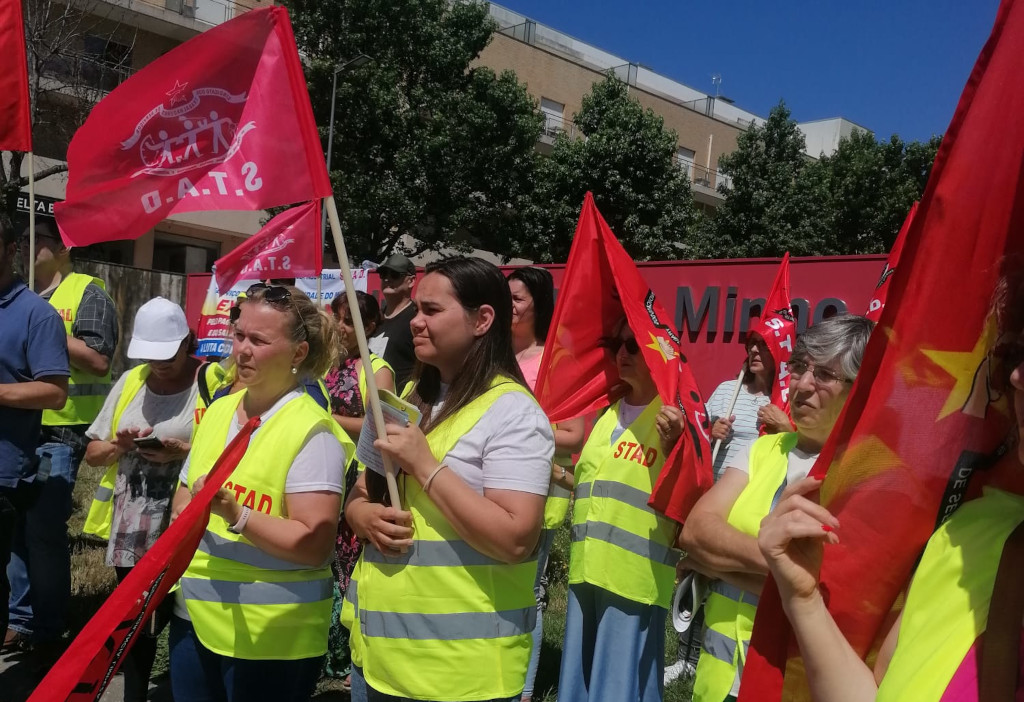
left=540, top=114, right=578, bottom=141
left=674, top=155, right=731, bottom=193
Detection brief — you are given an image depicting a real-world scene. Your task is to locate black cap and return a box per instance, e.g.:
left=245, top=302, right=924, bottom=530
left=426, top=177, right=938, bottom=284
left=378, top=253, right=416, bottom=276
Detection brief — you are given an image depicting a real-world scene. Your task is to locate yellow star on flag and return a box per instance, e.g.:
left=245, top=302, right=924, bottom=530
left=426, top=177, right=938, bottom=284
left=645, top=331, right=677, bottom=364
left=821, top=435, right=904, bottom=505
left=920, top=316, right=997, bottom=421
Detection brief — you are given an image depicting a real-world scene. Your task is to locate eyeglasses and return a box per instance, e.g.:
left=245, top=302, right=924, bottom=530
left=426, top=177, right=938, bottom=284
left=602, top=336, right=640, bottom=355
left=788, top=359, right=852, bottom=386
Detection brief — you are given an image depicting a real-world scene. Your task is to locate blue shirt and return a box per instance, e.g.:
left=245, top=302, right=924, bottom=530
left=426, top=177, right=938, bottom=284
left=0, top=279, right=70, bottom=486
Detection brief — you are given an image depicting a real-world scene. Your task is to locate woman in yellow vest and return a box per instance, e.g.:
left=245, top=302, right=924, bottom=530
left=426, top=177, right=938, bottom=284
left=758, top=312, right=1024, bottom=700
left=344, top=257, right=555, bottom=702
left=507, top=266, right=584, bottom=702
left=167, top=283, right=354, bottom=702
left=680, top=315, right=874, bottom=702
left=82, top=297, right=198, bottom=702
left=323, top=290, right=394, bottom=686
left=558, top=318, right=685, bottom=702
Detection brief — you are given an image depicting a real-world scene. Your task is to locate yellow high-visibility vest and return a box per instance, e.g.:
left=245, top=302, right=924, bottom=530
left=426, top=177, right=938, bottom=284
left=693, top=432, right=796, bottom=702
left=43, top=272, right=113, bottom=426
left=81, top=365, right=150, bottom=540
left=569, top=399, right=680, bottom=608
left=878, top=488, right=1024, bottom=702
left=181, top=390, right=354, bottom=660
left=355, top=377, right=541, bottom=701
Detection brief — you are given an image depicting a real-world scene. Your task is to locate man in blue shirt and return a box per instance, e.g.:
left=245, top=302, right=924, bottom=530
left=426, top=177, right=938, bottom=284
left=0, top=218, right=69, bottom=647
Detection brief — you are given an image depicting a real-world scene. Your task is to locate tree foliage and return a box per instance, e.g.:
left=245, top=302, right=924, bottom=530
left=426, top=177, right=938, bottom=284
left=284, top=0, right=542, bottom=262
left=514, top=76, right=696, bottom=263
left=702, top=102, right=941, bottom=258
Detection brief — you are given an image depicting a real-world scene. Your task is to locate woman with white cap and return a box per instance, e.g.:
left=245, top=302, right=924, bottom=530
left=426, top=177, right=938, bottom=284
left=83, top=296, right=200, bottom=702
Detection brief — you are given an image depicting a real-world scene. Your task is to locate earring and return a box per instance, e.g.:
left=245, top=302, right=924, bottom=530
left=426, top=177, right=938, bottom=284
left=291, top=367, right=297, bottom=375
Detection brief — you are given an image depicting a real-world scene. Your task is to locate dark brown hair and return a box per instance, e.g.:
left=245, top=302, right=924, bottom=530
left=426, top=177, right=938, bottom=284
left=409, top=257, right=526, bottom=432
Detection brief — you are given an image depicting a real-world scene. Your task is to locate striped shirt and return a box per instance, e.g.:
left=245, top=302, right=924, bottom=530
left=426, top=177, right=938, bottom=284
left=706, top=378, right=770, bottom=481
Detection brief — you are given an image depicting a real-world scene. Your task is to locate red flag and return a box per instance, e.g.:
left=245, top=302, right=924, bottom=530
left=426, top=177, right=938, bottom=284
left=54, top=6, right=330, bottom=248
left=750, top=253, right=795, bottom=409
left=213, top=201, right=322, bottom=291
left=0, top=0, right=32, bottom=151
left=29, top=417, right=260, bottom=702
left=535, top=193, right=713, bottom=524
left=865, top=201, right=918, bottom=322
left=741, top=2, right=1024, bottom=700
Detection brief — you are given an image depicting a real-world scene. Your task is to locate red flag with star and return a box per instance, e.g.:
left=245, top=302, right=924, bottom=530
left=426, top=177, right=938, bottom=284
left=534, top=192, right=713, bottom=524
left=54, top=6, right=330, bottom=247
left=740, top=2, right=1024, bottom=700
left=865, top=201, right=918, bottom=323
left=751, top=253, right=795, bottom=410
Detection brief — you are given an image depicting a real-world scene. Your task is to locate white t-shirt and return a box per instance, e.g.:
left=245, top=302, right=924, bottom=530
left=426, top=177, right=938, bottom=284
left=610, top=400, right=650, bottom=445
left=730, top=441, right=819, bottom=490
left=706, top=379, right=771, bottom=482
left=178, top=389, right=346, bottom=495
left=369, top=387, right=553, bottom=496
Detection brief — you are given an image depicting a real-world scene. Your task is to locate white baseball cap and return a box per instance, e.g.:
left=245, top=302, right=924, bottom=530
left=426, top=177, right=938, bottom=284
left=127, top=297, right=190, bottom=361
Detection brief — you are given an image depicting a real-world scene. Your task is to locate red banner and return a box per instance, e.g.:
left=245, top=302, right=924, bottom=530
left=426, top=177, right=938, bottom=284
left=213, top=201, right=322, bottom=291
left=54, top=6, right=330, bottom=248
left=0, top=0, right=32, bottom=151
left=29, top=418, right=260, bottom=702
left=741, top=1, right=1024, bottom=699
left=750, top=253, right=795, bottom=409
left=535, top=192, right=712, bottom=523
left=865, top=201, right=918, bottom=322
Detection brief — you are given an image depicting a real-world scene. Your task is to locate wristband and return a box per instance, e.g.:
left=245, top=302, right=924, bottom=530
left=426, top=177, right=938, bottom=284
left=423, top=464, right=448, bottom=493
left=228, top=506, right=252, bottom=534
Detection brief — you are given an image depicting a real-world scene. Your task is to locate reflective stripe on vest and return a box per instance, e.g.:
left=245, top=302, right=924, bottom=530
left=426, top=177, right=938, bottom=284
left=543, top=481, right=571, bottom=529
left=692, top=432, right=796, bottom=702
left=182, top=390, right=354, bottom=660
left=568, top=399, right=679, bottom=608
left=361, top=607, right=536, bottom=641
left=180, top=576, right=333, bottom=605
left=82, top=365, right=149, bottom=539
left=357, top=377, right=540, bottom=701
left=877, top=488, right=1024, bottom=702
left=43, top=273, right=112, bottom=426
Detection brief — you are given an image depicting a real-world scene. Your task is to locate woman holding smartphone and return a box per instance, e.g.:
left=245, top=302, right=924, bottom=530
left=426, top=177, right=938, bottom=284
left=83, top=297, right=199, bottom=702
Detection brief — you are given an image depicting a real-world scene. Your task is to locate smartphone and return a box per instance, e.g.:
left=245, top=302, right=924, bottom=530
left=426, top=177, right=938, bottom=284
left=133, top=436, right=165, bottom=450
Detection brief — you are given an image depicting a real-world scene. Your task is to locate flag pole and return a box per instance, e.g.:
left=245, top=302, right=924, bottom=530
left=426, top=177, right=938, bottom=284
left=324, top=196, right=403, bottom=510
left=710, top=368, right=745, bottom=465
left=27, top=151, right=35, bottom=290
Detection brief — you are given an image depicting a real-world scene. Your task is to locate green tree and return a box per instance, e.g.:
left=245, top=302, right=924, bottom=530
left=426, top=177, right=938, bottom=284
left=807, top=131, right=940, bottom=254
left=516, top=76, right=697, bottom=263
left=284, top=0, right=542, bottom=262
left=701, top=101, right=824, bottom=258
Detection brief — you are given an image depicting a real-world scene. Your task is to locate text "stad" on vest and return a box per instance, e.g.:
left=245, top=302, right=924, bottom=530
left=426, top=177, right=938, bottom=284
left=613, top=441, right=659, bottom=467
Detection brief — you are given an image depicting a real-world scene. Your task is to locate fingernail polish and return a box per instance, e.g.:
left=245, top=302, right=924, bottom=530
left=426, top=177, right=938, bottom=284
left=821, top=525, right=835, bottom=533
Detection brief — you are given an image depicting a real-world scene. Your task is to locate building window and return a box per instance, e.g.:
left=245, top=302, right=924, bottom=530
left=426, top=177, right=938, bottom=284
left=152, top=232, right=219, bottom=274
left=676, top=146, right=695, bottom=180
left=41, top=35, right=133, bottom=93
left=540, top=97, right=566, bottom=138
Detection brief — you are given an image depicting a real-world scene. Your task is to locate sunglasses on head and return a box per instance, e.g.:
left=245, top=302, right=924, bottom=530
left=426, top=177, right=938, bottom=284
left=602, top=336, right=640, bottom=355
left=236, top=283, right=308, bottom=339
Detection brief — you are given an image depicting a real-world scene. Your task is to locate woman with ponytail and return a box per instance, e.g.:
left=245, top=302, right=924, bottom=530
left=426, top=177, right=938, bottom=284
left=168, top=283, right=354, bottom=702
left=344, top=257, right=556, bottom=702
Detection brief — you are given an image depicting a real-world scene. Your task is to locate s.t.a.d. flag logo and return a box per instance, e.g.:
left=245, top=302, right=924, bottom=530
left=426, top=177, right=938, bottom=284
left=55, top=6, right=330, bottom=247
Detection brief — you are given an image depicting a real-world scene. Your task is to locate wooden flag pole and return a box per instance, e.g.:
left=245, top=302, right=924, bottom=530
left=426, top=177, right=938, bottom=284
left=710, top=367, right=745, bottom=465
left=324, top=197, right=403, bottom=510
left=27, top=152, right=35, bottom=290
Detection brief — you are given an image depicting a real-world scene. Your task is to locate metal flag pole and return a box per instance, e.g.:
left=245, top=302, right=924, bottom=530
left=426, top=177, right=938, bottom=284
left=27, top=152, right=36, bottom=290
left=323, top=196, right=403, bottom=509
left=710, top=367, right=745, bottom=465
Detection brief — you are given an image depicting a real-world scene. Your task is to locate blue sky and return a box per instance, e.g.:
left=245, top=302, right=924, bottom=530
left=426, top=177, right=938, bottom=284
left=495, top=0, right=1002, bottom=143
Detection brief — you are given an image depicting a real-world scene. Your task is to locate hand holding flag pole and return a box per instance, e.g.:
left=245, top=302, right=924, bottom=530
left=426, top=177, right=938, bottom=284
left=324, top=196, right=403, bottom=510
left=710, top=368, right=746, bottom=464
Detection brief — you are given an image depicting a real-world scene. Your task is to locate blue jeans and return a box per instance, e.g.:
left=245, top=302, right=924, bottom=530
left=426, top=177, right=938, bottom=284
left=522, top=529, right=555, bottom=699
left=350, top=666, right=519, bottom=702
left=169, top=616, right=323, bottom=702
left=557, top=582, right=666, bottom=702
left=7, top=440, right=80, bottom=641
